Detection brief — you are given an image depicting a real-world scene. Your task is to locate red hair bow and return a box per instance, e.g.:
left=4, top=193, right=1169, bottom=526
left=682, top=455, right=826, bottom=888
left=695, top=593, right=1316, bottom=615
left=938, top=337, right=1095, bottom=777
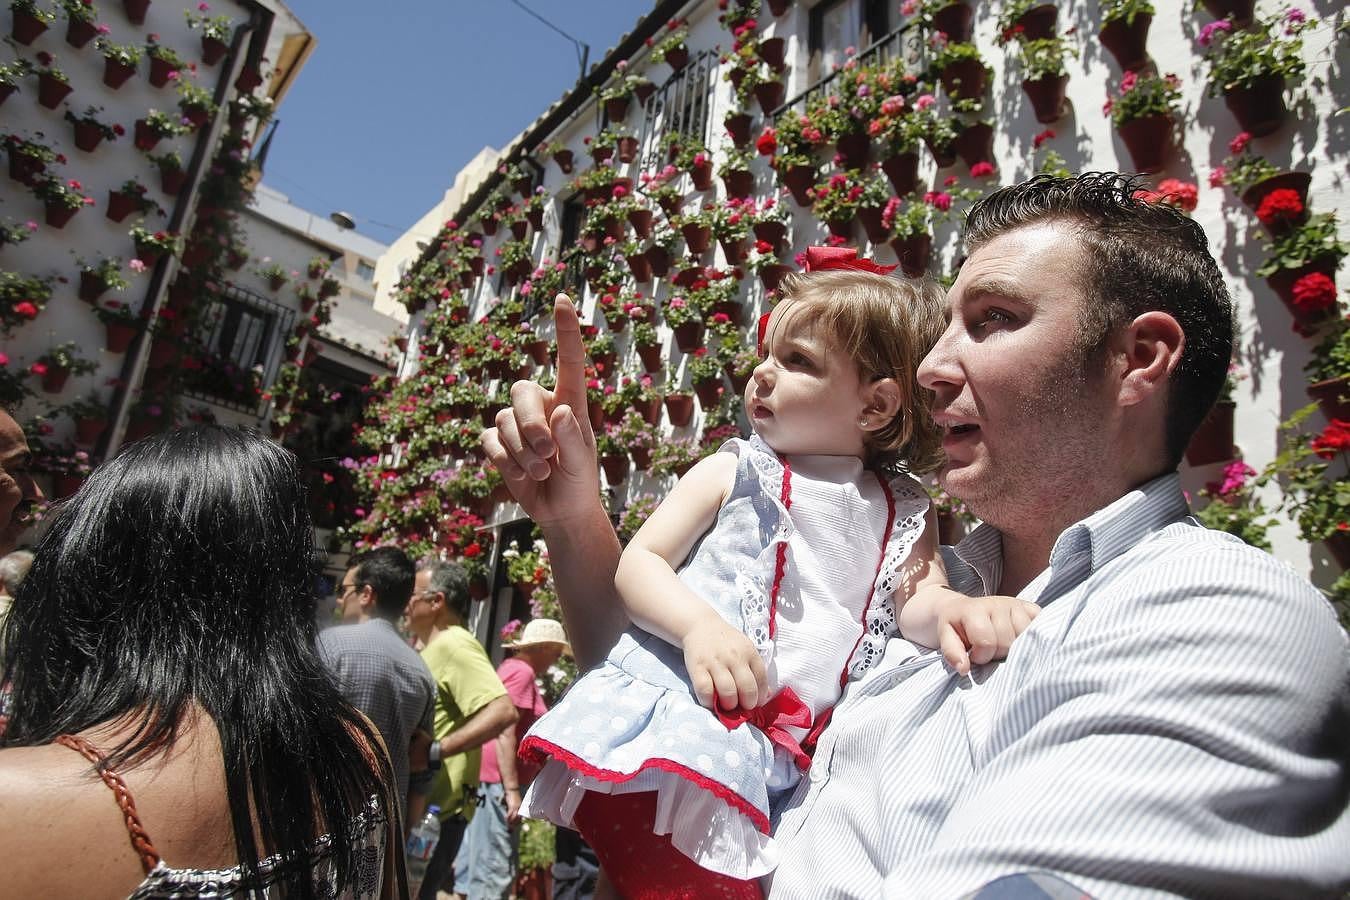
left=803, top=245, right=897, bottom=275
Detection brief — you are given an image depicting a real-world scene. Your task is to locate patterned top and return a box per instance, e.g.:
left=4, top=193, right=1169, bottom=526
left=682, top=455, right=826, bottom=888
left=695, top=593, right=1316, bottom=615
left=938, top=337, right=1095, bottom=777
left=768, top=473, right=1350, bottom=898
left=318, top=617, right=437, bottom=807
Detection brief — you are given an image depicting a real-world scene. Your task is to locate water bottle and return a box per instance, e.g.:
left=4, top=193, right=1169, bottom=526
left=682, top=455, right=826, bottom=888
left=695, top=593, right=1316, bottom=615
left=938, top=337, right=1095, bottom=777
left=405, top=804, right=441, bottom=897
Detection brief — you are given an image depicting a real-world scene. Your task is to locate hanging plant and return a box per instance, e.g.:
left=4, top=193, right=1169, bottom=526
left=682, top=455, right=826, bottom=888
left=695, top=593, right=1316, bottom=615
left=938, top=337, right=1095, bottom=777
left=65, top=105, right=124, bottom=152
left=882, top=194, right=936, bottom=276
left=96, top=36, right=142, bottom=88
left=148, top=149, right=186, bottom=194
left=1010, top=36, right=1078, bottom=124
left=646, top=18, right=689, bottom=71
left=32, top=341, right=98, bottom=393
left=58, top=0, right=100, bottom=47
left=134, top=108, right=183, bottom=151
left=1098, top=0, right=1154, bottom=71
left=1304, top=319, right=1349, bottom=422
left=145, top=35, right=187, bottom=87
left=0, top=217, right=37, bottom=249
left=1255, top=213, right=1347, bottom=331
left=77, top=256, right=130, bottom=302
left=184, top=5, right=234, bottom=65
left=0, top=58, right=33, bottom=106
left=928, top=35, right=988, bottom=102
left=9, top=0, right=56, bottom=45
left=129, top=223, right=180, bottom=263
left=3, top=132, right=63, bottom=185
left=32, top=173, right=94, bottom=228
left=176, top=79, right=218, bottom=128
left=32, top=51, right=74, bottom=108
left=107, top=177, right=160, bottom=221
left=901, top=0, right=975, bottom=43
left=0, top=270, right=52, bottom=334
left=1104, top=70, right=1182, bottom=174
left=1197, top=9, right=1313, bottom=137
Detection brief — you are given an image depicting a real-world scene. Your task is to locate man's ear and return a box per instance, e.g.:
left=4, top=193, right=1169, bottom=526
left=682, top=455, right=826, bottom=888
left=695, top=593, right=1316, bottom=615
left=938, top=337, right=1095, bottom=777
left=1115, top=311, right=1185, bottom=408
left=861, top=377, right=902, bottom=432
left=358, top=585, right=378, bottom=614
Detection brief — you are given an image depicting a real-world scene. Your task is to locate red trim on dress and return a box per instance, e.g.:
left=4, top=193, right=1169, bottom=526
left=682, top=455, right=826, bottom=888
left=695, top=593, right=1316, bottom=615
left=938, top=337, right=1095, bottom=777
left=520, top=735, right=772, bottom=833
left=768, top=453, right=793, bottom=640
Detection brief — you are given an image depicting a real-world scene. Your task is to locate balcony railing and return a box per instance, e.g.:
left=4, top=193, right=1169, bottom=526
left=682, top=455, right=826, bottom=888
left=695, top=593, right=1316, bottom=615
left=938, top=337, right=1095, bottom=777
left=634, top=49, right=720, bottom=173
left=770, top=23, right=923, bottom=122
left=180, top=282, right=295, bottom=414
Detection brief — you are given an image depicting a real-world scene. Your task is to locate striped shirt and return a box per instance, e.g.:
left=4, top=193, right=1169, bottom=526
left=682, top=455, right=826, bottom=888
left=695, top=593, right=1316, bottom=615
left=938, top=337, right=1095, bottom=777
left=769, top=473, right=1350, bottom=898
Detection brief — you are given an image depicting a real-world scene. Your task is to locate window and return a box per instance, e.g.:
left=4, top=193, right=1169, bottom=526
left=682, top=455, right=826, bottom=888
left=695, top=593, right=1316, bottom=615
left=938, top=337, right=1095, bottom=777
left=355, top=259, right=375, bottom=281
left=809, top=0, right=890, bottom=75
left=182, top=284, right=293, bottom=411
left=635, top=50, right=718, bottom=171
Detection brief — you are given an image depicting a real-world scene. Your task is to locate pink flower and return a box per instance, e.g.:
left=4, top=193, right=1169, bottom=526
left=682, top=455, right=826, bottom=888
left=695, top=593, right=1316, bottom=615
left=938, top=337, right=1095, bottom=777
left=901, top=0, right=918, bottom=14
left=1228, top=132, right=1251, bottom=155
left=128, top=258, right=146, bottom=273
left=915, top=94, right=936, bottom=111
left=924, top=191, right=952, bottom=212
left=29, top=361, right=48, bottom=377
left=0, top=352, right=7, bottom=366
left=1197, top=20, right=1232, bottom=48
left=1120, top=70, right=1138, bottom=93
left=13, top=301, right=38, bottom=319
left=197, top=1, right=210, bottom=9
left=970, top=161, right=995, bottom=178
left=24, top=220, right=37, bottom=232
left=1208, top=167, right=1227, bottom=188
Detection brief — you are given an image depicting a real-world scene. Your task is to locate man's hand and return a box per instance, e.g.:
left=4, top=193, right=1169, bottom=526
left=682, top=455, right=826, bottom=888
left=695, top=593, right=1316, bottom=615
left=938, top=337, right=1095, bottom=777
left=936, top=594, right=1040, bottom=675
left=504, top=786, right=522, bottom=826
left=481, top=294, right=600, bottom=525
left=683, top=616, right=769, bottom=712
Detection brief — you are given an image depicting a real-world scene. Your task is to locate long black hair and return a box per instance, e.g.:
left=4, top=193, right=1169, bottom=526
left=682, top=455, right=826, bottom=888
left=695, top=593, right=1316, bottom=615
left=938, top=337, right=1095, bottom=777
left=0, top=425, right=396, bottom=898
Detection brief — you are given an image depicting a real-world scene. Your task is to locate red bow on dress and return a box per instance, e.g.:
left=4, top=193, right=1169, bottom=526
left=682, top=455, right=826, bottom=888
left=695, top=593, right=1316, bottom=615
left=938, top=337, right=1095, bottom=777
left=757, top=247, right=896, bottom=354
left=716, top=686, right=814, bottom=772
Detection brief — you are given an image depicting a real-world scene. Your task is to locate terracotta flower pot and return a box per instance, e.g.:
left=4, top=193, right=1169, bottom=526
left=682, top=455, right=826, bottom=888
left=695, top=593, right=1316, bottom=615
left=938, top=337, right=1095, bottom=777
left=694, top=378, right=723, bottom=408
left=753, top=80, right=785, bottom=114
left=617, top=136, right=639, bottom=164
left=827, top=218, right=854, bottom=240
left=691, top=159, right=714, bottom=191
left=1224, top=75, right=1287, bottom=138
left=768, top=0, right=790, bottom=14
left=1022, top=74, right=1069, bottom=124
left=601, top=453, right=629, bottom=484
left=626, top=252, right=653, bottom=283
left=66, top=17, right=99, bottom=48
left=526, top=208, right=543, bottom=229
left=644, top=245, right=671, bottom=278
left=628, top=208, right=654, bottom=239
left=938, top=59, right=987, bottom=101
left=664, top=45, right=689, bottom=72
left=657, top=193, right=683, bottom=216
left=836, top=132, right=870, bottom=168
left=11, top=11, right=48, bottom=44
left=1183, top=401, right=1235, bottom=466
left=759, top=263, right=793, bottom=292
left=673, top=321, right=705, bottom=353
left=74, top=416, right=107, bottom=446
left=665, top=393, right=695, bottom=427
left=890, top=234, right=933, bottom=277
left=103, top=57, right=137, bottom=89
left=1241, top=171, right=1311, bottom=237
left=635, top=81, right=656, bottom=106
left=553, top=149, right=574, bottom=173
left=753, top=220, right=787, bottom=247
left=1200, top=0, right=1253, bottom=27
left=510, top=220, right=528, bottom=241
left=1324, top=533, right=1350, bottom=570
left=149, top=55, right=178, bottom=88
left=859, top=206, right=888, bottom=245
left=926, top=138, right=957, bottom=169
left=637, top=343, right=663, bottom=373
left=42, top=366, right=71, bottom=394
left=881, top=153, right=920, bottom=197
left=605, top=96, right=630, bottom=122
left=681, top=223, right=712, bottom=254
left=711, top=299, right=744, bottom=326
left=1098, top=14, right=1152, bottom=72
left=782, top=165, right=815, bottom=206
left=1307, top=376, right=1350, bottom=423
left=73, top=121, right=105, bottom=153
left=1116, top=114, right=1174, bottom=175
left=45, top=202, right=79, bottom=229
left=638, top=396, right=663, bottom=426
left=631, top=446, right=653, bottom=469
left=723, top=169, right=754, bottom=199
left=1266, top=257, right=1339, bottom=330
left=0, top=84, right=13, bottom=107
left=38, top=73, right=73, bottom=109
left=589, top=145, right=614, bottom=165
left=725, top=112, right=753, bottom=147
left=79, top=271, right=108, bottom=303
left=758, top=37, right=787, bottom=72
left=931, top=2, right=974, bottom=41
left=123, top=0, right=151, bottom=25
left=954, top=122, right=994, bottom=167
left=201, top=35, right=228, bottom=65
left=105, top=321, right=138, bottom=354
left=160, top=166, right=187, bottom=195
left=134, top=119, right=163, bottom=151
left=1016, top=4, right=1058, bottom=40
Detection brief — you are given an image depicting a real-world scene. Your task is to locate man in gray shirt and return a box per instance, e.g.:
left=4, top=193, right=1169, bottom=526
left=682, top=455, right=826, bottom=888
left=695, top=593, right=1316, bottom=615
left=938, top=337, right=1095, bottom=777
left=318, top=546, right=437, bottom=826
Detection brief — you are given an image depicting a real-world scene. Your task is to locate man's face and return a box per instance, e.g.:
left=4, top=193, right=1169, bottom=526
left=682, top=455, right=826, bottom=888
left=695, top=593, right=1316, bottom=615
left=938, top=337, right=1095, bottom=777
left=917, top=223, right=1114, bottom=529
left=336, top=567, right=367, bottom=623
left=405, top=569, right=440, bottom=638
left=0, top=412, right=42, bottom=556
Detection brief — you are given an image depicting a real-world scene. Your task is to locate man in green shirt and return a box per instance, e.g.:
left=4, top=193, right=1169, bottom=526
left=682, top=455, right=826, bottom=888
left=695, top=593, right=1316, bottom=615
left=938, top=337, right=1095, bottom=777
left=407, top=558, right=517, bottom=900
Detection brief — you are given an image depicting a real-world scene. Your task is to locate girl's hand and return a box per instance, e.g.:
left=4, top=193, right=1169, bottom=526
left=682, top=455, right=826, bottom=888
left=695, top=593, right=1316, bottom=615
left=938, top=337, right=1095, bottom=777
left=936, top=594, right=1040, bottom=675
left=683, top=616, right=768, bottom=712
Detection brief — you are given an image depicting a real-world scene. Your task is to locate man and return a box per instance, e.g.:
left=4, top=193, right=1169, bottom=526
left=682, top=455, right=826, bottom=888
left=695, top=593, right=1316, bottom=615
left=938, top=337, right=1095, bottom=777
left=453, top=618, right=569, bottom=900
left=407, top=558, right=517, bottom=900
left=317, top=546, right=437, bottom=826
left=0, top=410, right=42, bottom=558
left=482, top=174, right=1350, bottom=897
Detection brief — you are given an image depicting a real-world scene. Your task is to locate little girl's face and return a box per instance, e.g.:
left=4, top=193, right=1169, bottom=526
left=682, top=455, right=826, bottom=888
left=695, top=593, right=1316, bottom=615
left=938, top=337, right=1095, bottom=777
left=744, top=301, right=870, bottom=458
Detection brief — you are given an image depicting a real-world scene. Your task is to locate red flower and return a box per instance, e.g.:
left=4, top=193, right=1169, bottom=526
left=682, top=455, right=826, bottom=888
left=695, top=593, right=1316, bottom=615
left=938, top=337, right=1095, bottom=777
left=1157, top=178, right=1198, bottom=212
left=1032, top=128, right=1056, bottom=149
left=755, top=128, right=777, bottom=156
left=1290, top=272, right=1336, bottom=314
left=1310, top=419, right=1350, bottom=459
left=464, top=541, right=482, bottom=557
left=1228, top=131, right=1252, bottom=155
left=28, top=361, right=48, bottom=376
left=13, top=301, right=39, bottom=319
left=1255, top=189, right=1304, bottom=227
left=969, top=161, right=995, bottom=179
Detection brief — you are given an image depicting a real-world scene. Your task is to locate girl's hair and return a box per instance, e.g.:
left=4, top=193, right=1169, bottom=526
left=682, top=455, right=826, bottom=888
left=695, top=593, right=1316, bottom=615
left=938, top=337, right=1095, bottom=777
left=775, top=269, right=946, bottom=474
left=0, top=425, right=395, bottom=899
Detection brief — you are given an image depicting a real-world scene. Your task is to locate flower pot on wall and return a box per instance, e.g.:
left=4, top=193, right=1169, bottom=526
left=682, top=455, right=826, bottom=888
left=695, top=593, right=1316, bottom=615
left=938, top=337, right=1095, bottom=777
left=1016, top=4, right=1058, bottom=40
left=1098, top=14, right=1151, bottom=72
left=636, top=343, right=663, bottom=373
left=725, top=113, right=753, bottom=147
left=1116, top=114, right=1173, bottom=174
left=690, top=159, right=714, bottom=190
left=201, top=35, right=228, bottom=65
left=881, top=153, right=920, bottom=197
left=1224, top=75, right=1287, bottom=138
left=782, top=165, right=815, bottom=206
left=11, top=11, right=48, bottom=44
left=66, top=17, right=99, bottom=48
left=1240, top=171, right=1310, bottom=220
left=938, top=59, right=986, bottom=101
left=617, top=136, right=639, bottom=163
left=1307, top=376, right=1349, bottom=423
left=664, top=45, right=689, bottom=72
left=628, top=208, right=654, bottom=239
left=73, top=121, right=105, bottom=153
left=605, top=96, right=630, bottom=121
left=38, top=74, right=73, bottom=109
left=768, top=0, right=791, bottom=14
left=858, top=206, right=888, bottom=245
left=1266, top=257, right=1339, bottom=330
left=827, top=218, right=854, bottom=240
left=105, top=321, right=138, bottom=353
left=552, top=149, right=574, bottom=173
left=601, top=453, right=629, bottom=484
left=753, top=221, right=786, bottom=247
left=1200, top=0, right=1253, bottom=27
left=694, top=378, right=722, bottom=408
left=42, top=366, right=71, bottom=393
left=753, top=80, right=785, bottom=114
left=45, top=203, right=80, bottom=229
left=160, top=166, right=187, bottom=195
left=890, top=234, right=933, bottom=277
left=123, top=0, right=151, bottom=25
left=931, top=2, right=974, bottom=41
left=644, top=245, right=670, bottom=278
left=1022, top=74, right=1069, bottom=124
left=79, top=271, right=107, bottom=302
left=665, top=393, right=694, bottom=426
left=0, top=84, right=14, bottom=107
left=673, top=321, right=705, bottom=353
left=106, top=190, right=139, bottom=221
left=626, top=252, right=652, bottom=283
left=836, top=132, right=870, bottom=168
left=759, top=263, right=793, bottom=292
left=953, top=122, right=994, bottom=167
left=1183, top=401, right=1235, bottom=466
left=757, top=37, right=786, bottom=72
left=723, top=169, right=754, bottom=199
left=681, top=223, right=712, bottom=254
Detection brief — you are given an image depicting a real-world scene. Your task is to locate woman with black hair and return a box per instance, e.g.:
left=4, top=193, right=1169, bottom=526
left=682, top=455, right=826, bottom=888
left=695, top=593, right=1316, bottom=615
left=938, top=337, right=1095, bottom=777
left=0, top=425, right=407, bottom=899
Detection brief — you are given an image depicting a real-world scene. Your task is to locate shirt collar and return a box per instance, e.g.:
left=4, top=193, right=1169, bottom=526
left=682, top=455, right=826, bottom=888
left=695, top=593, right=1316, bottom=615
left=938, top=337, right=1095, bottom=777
left=947, top=472, right=1190, bottom=597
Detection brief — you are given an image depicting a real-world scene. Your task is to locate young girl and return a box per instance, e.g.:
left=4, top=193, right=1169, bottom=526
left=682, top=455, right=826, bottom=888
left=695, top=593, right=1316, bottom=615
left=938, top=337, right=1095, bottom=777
left=520, top=260, right=1038, bottom=898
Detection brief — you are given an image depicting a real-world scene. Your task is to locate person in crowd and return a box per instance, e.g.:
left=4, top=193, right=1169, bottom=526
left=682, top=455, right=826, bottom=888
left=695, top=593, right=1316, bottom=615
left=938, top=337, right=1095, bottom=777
left=319, top=546, right=438, bottom=825
left=483, top=174, right=1350, bottom=897
left=0, top=425, right=406, bottom=898
left=406, top=558, right=518, bottom=900
left=453, top=617, right=570, bottom=900
left=0, top=549, right=33, bottom=630
left=0, top=410, right=42, bottom=558
left=519, top=259, right=1037, bottom=896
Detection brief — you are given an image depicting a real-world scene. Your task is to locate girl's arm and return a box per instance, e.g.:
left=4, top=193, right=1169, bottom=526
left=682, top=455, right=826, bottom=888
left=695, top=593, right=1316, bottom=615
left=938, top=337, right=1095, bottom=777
left=616, top=451, right=768, bottom=712
left=895, top=507, right=1040, bottom=674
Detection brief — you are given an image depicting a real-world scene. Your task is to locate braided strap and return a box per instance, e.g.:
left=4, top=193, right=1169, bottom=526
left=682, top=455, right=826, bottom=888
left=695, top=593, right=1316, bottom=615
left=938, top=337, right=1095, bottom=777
left=54, top=733, right=162, bottom=874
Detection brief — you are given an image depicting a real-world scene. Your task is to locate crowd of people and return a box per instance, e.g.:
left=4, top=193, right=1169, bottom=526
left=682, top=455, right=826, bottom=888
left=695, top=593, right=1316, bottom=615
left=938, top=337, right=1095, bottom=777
left=0, top=173, right=1345, bottom=899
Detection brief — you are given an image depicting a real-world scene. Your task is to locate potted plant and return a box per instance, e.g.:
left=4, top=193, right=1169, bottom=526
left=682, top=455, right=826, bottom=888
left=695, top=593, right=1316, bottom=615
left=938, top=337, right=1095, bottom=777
left=0, top=217, right=36, bottom=249
left=996, top=0, right=1059, bottom=42
left=1098, top=0, right=1154, bottom=71
left=107, top=177, right=159, bottom=222
left=663, top=294, right=706, bottom=352
left=1264, top=407, right=1350, bottom=567
left=33, top=174, right=94, bottom=228
left=58, top=0, right=99, bottom=48
left=883, top=194, right=936, bottom=276
left=1198, top=9, right=1313, bottom=137
left=10, top=0, right=55, bottom=43
left=646, top=18, right=689, bottom=72
left=811, top=170, right=872, bottom=240
left=176, top=80, right=218, bottom=127
left=903, top=0, right=975, bottom=42
left=1013, top=36, right=1078, bottom=123
left=65, top=106, right=124, bottom=153
left=130, top=224, right=179, bottom=264
left=0, top=58, right=33, bottom=106
left=33, top=51, right=73, bottom=108
left=145, top=36, right=185, bottom=87
left=0, top=270, right=50, bottom=334
left=929, top=35, right=988, bottom=102
left=96, top=36, right=142, bottom=88
left=1255, top=213, right=1346, bottom=331
left=540, top=138, right=573, bottom=174
left=1184, top=366, right=1239, bottom=465
left=93, top=298, right=141, bottom=352
left=184, top=6, right=233, bottom=65
left=66, top=394, right=110, bottom=446
left=78, top=256, right=130, bottom=303
left=1305, top=317, right=1349, bottom=422
left=870, top=97, right=925, bottom=196
left=134, top=109, right=182, bottom=151
left=1210, top=133, right=1311, bottom=236
left=33, top=341, right=96, bottom=393
left=1192, top=460, right=1274, bottom=551
left=148, top=149, right=186, bottom=194
left=663, top=370, right=695, bottom=427
left=1104, top=69, right=1182, bottom=174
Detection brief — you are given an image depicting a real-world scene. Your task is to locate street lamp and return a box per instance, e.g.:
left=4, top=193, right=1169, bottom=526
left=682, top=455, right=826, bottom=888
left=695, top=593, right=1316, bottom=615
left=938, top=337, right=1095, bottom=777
left=329, top=211, right=357, bottom=230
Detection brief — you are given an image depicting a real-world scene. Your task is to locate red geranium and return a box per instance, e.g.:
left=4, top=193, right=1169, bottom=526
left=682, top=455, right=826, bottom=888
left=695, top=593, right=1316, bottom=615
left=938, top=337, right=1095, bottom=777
left=755, top=128, right=777, bottom=156
left=1255, top=189, right=1304, bottom=227
left=1310, top=419, right=1350, bottom=459
left=1290, top=272, right=1336, bottom=314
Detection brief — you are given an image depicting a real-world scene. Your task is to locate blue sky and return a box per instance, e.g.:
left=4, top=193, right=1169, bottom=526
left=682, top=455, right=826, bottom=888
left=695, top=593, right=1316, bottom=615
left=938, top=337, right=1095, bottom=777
left=262, top=0, right=655, bottom=244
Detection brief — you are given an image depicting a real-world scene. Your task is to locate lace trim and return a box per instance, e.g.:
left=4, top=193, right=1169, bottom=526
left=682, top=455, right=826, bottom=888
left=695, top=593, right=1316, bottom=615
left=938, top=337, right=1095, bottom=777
left=726, top=436, right=794, bottom=658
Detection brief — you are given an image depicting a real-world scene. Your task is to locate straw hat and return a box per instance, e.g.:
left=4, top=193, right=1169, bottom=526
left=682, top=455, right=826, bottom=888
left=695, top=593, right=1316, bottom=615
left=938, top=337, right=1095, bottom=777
left=504, top=618, right=570, bottom=654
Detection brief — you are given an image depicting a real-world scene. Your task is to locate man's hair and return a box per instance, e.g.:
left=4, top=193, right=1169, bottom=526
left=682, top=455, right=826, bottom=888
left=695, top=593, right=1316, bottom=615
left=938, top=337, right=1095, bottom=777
left=349, top=546, right=414, bottom=620
left=417, top=558, right=471, bottom=622
left=772, top=269, right=947, bottom=474
left=0, top=550, right=34, bottom=594
left=965, top=173, right=1234, bottom=468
